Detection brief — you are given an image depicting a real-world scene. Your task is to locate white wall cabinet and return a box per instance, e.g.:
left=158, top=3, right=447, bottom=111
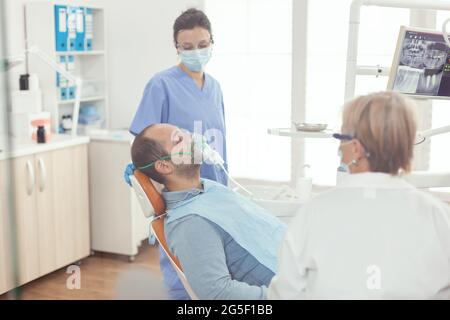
left=25, top=2, right=108, bottom=134
left=52, top=145, right=90, bottom=267
left=12, top=154, right=41, bottom=286
left=35, top=151, right=57, bottom=277
left=88, top=131, right=150, bottom=260
left=0, top=143, right=90, bottom=294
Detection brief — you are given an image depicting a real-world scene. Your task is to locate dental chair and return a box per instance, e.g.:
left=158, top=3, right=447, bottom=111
left=130, top=170, right=198, bottom=300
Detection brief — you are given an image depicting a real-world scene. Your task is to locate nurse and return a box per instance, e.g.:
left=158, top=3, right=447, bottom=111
left=268, top=91, right=450, bottom=299
left=125, top=8, right=227, bottom=299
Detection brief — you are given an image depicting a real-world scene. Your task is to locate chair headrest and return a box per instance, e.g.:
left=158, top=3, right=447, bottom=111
left=130, top=170, right=187, bottom=287
left=130, top=170, right=166, bottom=218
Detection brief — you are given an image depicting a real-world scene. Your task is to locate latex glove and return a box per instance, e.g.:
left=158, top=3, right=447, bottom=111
left=124, top=163, right=136, bottom=187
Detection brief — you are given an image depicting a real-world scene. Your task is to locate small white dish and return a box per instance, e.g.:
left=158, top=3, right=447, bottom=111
left=293, top=122, right=328, bottom=132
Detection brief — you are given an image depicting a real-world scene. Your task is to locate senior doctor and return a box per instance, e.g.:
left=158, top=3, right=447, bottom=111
left=268, top=91, right=450, bottom=299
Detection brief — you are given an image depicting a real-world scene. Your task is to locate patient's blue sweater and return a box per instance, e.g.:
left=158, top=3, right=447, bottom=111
left=162, top=185, right=275, bottom=300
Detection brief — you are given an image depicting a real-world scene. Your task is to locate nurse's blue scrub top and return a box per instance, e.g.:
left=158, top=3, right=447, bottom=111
left=129, top=66, right=228, bottom=300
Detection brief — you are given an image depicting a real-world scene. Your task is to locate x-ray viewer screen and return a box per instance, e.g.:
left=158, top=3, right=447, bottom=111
left=392, top=30, right=450, bottom=97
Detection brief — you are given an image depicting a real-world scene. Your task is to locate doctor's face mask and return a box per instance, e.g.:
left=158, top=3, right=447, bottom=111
left=334, top=133, right=355, bottom=173
left=336, top=136, right=371, bottom=173
left=337, top=143, right=351, bottom=173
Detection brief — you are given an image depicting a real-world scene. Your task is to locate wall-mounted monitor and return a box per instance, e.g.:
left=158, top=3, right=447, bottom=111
left=387, top=26, right=450, bottom=99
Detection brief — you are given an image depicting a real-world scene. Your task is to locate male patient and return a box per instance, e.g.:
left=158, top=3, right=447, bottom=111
left=131, top=123, right=286, bottom=299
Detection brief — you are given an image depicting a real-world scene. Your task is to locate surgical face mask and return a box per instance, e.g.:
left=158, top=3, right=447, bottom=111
left=179, top=47, right=212, bottom=72
left=191, top=133, right=224, bottom=166
left=337, top=141, right=356, bottom=173
left=337, top=149, right=350, bottom=173
left=337, top=141, right=368, bottom=173
left=163, top=132, right=223, bottom=167
left=190, top=133, right=205, bottom=165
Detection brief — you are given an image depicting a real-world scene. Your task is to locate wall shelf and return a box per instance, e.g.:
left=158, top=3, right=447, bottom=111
left=268, top=127, right=334, bottom=139
left=58, top=95, right=105, bottom=105
left=25, top=3, right=108, bottom=135
left=55, top=50, right=105, bottom=56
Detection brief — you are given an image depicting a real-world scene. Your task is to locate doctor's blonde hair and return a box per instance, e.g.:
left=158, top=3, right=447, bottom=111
left=342, top=91, right=417, bottom=175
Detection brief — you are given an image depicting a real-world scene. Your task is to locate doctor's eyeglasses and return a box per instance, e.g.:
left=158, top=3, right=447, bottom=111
left=333, top=133, right=371, bottom=158
left=332, top=133, right=354, bottom=141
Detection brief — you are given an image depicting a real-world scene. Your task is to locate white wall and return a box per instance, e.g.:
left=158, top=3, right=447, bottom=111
left=0, top=1, right=9, bottom=137
left=92, top=0, right=204, bottom=129
left=4, top=0, right=204, bottom=130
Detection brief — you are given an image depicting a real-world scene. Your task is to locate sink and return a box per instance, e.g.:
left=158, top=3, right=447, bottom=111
left=236, top=185, right=303, bottom=218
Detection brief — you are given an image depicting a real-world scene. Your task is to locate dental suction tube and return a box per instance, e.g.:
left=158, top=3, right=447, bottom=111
left=219, top=163, right=254, bottom=197
left=199, top=138, right=254, bottom=196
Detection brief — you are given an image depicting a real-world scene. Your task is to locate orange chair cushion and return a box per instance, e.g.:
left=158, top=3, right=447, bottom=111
left=133, top=170, right=166, bottom=215
left=133, top=170, right=182, bottom=270
left=152, top=218, right=182, bottom=270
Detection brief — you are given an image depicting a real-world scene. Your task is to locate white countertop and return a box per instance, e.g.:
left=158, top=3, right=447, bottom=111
left=0, top=134, right=90, bottom=161
left=313, top=183, right=450, bottom=203
left=87, top=129, right=134, bottom=143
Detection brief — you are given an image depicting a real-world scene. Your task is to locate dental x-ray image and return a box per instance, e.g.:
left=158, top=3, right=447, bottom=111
left=393, top=30, right=450, bottom=96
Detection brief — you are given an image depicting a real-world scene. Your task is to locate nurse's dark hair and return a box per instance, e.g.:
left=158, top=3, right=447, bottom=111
left=173, top=8, right=213, bottom=46
left=131, top=125, right=167, bottom=184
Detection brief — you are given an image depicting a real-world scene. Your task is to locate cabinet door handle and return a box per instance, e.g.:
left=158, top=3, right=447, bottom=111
left=37, top=158, right=47, bottom=192
left=26, top=160, right=35, bottom=196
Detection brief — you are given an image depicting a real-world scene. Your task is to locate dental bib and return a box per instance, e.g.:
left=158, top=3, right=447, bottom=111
left=165, top=179, right=287, bottom=273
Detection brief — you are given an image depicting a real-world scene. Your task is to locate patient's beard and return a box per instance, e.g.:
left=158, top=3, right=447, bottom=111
left=174, top=163, right=201, bottom=182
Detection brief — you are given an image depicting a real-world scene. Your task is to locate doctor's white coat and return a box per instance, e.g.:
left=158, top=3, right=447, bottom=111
left=268, top=172, right=450, bottom=299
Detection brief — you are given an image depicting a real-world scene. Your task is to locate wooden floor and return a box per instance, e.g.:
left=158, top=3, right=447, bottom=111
left=0, top=243, right=166, bottom=300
